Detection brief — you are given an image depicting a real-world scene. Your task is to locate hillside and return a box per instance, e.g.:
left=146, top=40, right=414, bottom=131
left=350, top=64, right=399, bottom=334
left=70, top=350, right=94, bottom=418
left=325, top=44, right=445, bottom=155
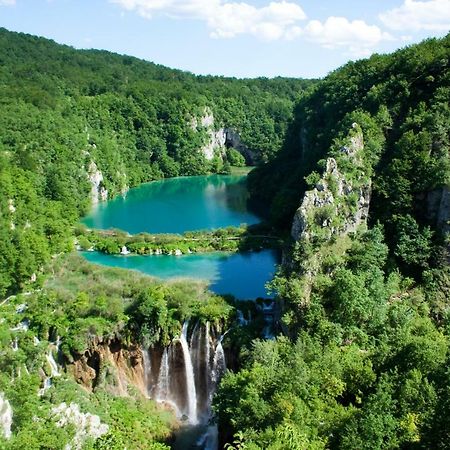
left=0, top=27, right=312, bottom=297
left=216, top=34, right=450, bottom=449
left=1, top=27, right=450, bottom=450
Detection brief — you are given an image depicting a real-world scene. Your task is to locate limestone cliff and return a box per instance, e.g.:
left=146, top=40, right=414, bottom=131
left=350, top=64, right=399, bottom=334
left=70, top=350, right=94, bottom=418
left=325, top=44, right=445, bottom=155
left=87, top=161, right=108, bottom=205
left=292, top=123, right=371, bottom=243
left=52, top=402, right=109, bottom=450
left=192, top=108, right=254, bottom=164
left=69, top=337, right=147, bottom=398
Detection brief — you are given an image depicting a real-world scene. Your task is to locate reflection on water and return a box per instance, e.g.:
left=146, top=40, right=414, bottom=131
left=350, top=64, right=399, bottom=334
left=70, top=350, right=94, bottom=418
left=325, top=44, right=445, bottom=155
left=81, top=250, right=279, bottom=299
left=82, top=175, right=259, bottom=234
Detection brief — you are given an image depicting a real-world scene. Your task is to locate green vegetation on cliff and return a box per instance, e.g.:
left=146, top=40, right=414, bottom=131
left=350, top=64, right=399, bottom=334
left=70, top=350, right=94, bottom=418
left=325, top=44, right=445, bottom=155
left=215, top=34, right=450, bottom=449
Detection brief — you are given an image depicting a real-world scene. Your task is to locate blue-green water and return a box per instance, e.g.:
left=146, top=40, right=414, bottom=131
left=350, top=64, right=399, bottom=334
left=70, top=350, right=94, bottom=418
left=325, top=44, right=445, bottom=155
left=81, top=175, right=278, bottom=298
left=82, top=250, right=278, bottom=299
left=82, top=175, right=259, bottom=234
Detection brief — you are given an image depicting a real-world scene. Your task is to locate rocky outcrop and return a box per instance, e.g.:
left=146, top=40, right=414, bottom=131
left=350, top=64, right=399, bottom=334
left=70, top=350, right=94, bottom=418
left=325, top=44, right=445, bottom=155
left=69, top=338, right=147, bottom=398
left=292, top=124, right=371, bottom=243
left=52, top=402, right=108, bottom=450
left=192, top=108, right=254, bottom=163
left=87, top=161, right=108, bottom=204
left=0, top=393, right=12, bottom=440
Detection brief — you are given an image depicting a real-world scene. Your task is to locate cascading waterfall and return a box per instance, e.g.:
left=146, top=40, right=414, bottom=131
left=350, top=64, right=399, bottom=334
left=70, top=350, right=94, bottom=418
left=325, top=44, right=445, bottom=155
left=205, top=322, right=211, bottom=402
left=46, top=350, right=60, bottom=377
left=179, top=322, right=198, bottom=425
left=211, top=339, right=226, bottom=388
left=155, top=346, right=182, bottom=419
left=141, top=347, right=151, bottom=397
left=156, top=348, right=170, bottom=402
left=39, top=338, right=61, bottom=396
left=147, top=321, right=227, bottom=448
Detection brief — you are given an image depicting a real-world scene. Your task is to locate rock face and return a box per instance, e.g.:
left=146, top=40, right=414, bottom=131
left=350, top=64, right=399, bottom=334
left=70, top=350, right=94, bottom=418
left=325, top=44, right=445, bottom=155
left=427, top=187, right=450, bottom=235
left=52, top=402, right=108, bottom=450
left=87, top=161, right=108, bottom=204
left=193, top=108, right=254, bottom=163
left=224, top=127, right=256, bottom=164
left=0, top=393, right=12, bottom=440
left=69, top=338, right=147, bottom=398
left=292, top=124, right=371, bottom=243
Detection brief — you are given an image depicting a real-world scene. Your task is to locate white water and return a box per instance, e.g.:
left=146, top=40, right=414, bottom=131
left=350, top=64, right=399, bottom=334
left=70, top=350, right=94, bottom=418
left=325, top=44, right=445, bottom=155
left=156, top=348, right=170, bottom=401
left=39, top=339, right=61, bottom=396
left=46, top=350, right=60, bottom=377
left=180, top=322, right=198, bottom=425
left=155, top=347, right=182, bottom=418
left=39, top=377, right=52, bottom=396
left=142, top=347, right=151, bottom=397
left=212, top=340, right=226, bottom=387
left=0, top=393, right=12, bottom=440
left=205, top=322, right=211, bottom=398
left=147, top=321, right=227, bottom=448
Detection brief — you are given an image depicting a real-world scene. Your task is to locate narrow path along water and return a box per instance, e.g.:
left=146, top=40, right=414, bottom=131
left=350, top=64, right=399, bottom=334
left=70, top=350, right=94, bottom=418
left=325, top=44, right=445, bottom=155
left=81, top=175, right=279, bottom=299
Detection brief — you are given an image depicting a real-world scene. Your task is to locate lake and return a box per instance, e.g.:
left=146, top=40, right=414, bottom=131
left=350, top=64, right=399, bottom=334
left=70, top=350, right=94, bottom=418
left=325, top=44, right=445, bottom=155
left=82, top=175, right=260, bottom=234
left=82, top=250, right=278, bottom=299
left=81, top=175, right=278, bottom=299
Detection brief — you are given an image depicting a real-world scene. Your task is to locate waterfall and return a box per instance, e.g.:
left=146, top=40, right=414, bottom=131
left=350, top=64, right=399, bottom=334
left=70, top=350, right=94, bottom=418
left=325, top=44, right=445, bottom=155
left=142, top=347, right=151, bottom=397
left=211, top=339, right=226, bottom=388
left=46, top=350, right=60, bottom=377
left=39, top=339, right=61, bottom=396
left=38, top=377, right=52, bottom=396
left=156, top=348, right=170, bottom=402
left=155, top=347, right=182, bottom=418
left=205, top=322, right=211, bottom=398
left=0, top=393, right=12, bottom=440
left=179, top=322, right=198, bottom=425
left=144, top=321, right=227, bottom=448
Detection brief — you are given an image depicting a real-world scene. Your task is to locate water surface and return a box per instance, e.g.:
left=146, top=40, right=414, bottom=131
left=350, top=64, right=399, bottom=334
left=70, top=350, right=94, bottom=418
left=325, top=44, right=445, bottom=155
left=82, top=250, right=278, bottom=299
left=82, top=175, right=259, bottom=234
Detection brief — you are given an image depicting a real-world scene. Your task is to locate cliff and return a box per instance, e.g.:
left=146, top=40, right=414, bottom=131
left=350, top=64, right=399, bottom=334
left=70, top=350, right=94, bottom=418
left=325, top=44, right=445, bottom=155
left=292, top=123, right=371, bottom=244
left=69, top=338, right=148, bottom=398
left=193, top=108, right=255, bottom=164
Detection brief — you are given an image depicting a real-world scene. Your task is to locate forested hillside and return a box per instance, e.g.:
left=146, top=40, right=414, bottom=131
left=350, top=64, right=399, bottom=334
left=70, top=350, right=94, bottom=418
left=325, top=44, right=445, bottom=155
left=216, top=35, right=450, bottom=449
left=1, top=25, right=450, bottom=450
left=0, top=27, right=312, bottom=297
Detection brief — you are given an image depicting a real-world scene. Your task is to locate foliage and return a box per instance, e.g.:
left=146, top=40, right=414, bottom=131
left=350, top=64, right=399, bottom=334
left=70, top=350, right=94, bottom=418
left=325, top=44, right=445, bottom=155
left=0, top=27, right=312, bottom=298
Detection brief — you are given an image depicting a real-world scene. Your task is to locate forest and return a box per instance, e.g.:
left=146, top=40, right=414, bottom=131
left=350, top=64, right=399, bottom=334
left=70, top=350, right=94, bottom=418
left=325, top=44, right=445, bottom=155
left=0, top=27, right=312, bottom=298
left=0, top=27, right=449, bottom=449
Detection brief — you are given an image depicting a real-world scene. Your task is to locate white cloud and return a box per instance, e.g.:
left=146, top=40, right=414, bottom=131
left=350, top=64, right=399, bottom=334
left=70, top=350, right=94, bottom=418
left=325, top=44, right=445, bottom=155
left=379, top=0, right=450, bottom=32
left=305, top=17, right=392, bottom=57
left=110, top=0, right=307, bottom=40
left=0, top=0, right=16, bottom=5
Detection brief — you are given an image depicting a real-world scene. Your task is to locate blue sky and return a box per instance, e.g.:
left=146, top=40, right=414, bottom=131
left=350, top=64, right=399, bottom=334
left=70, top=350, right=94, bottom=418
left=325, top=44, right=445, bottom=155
left=0, top=0, right=449, bottom=78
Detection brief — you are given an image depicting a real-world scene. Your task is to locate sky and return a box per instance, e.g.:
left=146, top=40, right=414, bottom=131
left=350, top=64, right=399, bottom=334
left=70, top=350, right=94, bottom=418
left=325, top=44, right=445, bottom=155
left=0, top=0, right=449, bottom=78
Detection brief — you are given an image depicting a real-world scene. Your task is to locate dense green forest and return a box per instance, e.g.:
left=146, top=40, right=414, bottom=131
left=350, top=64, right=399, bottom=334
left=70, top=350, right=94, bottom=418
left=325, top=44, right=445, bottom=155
left=1, top=26, right=450, bottom=450
left=216, top=35, right=450, bottom=448
left=0, top=27, right=312, bottom=297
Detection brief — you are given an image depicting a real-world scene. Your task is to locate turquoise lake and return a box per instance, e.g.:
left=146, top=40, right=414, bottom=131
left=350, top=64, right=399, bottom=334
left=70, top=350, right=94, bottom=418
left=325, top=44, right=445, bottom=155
left=82, top=250, right=278, bottom=299
left=82, top=175, right=260, bottom=234
left=81, top=175, right=278, bottom=299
